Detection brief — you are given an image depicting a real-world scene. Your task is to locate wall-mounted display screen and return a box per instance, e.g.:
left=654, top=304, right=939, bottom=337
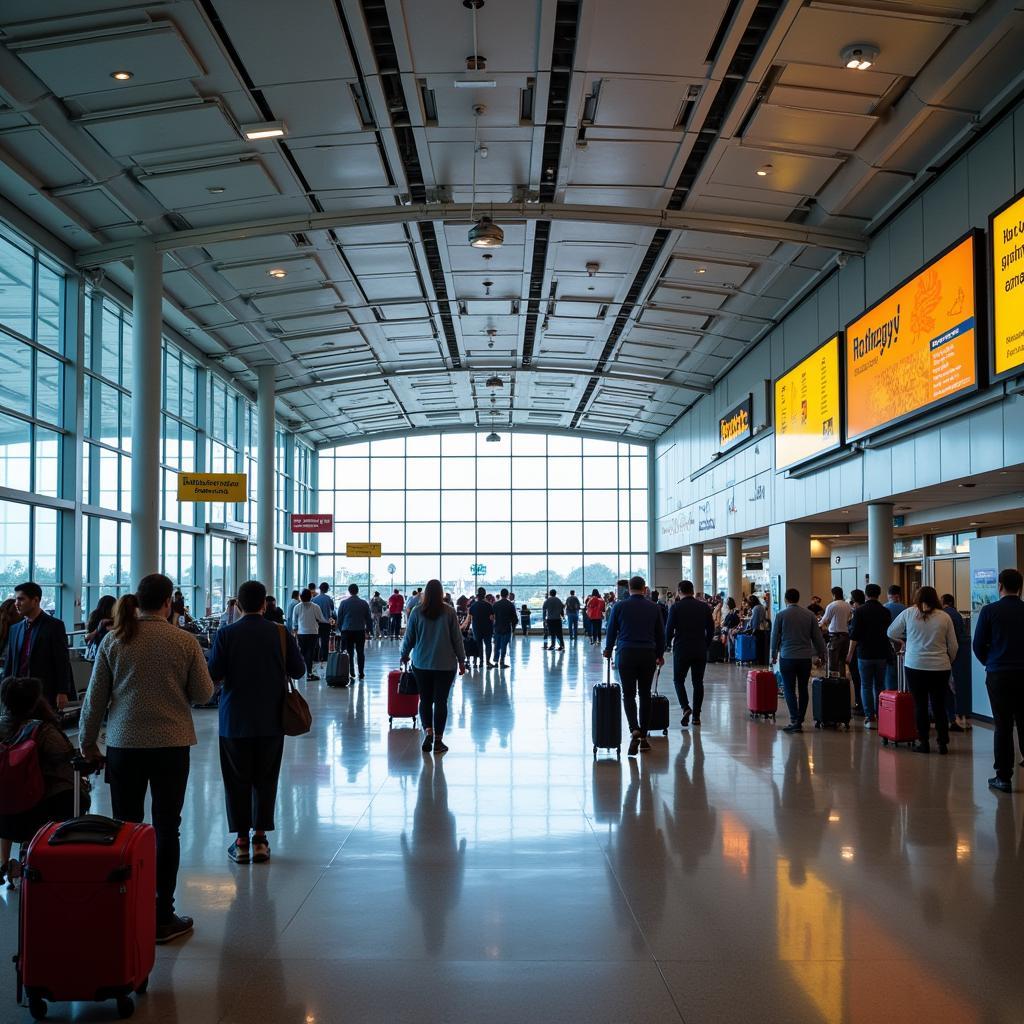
left=844, top=232, right=979, bottom=442
left=719, top=394, right=752, bottom=451
left=774, top=334, right=842, bottom=472
left=990, top=189, right=1024, bottom=381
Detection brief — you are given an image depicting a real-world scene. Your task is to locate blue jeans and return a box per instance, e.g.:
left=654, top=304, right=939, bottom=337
left=567, top=612, right=579, bottom=640
left=494, top=631, right=512, bottom=663
left=779, top=657, right=812, bottom=725
left=858, top=658, right=888, bottom=720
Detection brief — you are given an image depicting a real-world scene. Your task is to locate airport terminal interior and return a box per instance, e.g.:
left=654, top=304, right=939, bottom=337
left=1, top=0, right=1024, bottom=1020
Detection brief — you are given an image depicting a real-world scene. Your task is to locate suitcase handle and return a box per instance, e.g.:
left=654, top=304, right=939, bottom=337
left=48, top=814, right=123, bottom=846
left=653, top=666, right=661, bottom=695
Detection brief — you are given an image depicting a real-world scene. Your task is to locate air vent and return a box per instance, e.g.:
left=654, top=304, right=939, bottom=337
left=290, top=233, right=311, bottom=248
left=418, top=79, right=438, bottom=125
left=520, top=78, right=536, bottom=124
left=705, top=0, right=744, bottom=64
left=350, top=82, right=375, bottom=128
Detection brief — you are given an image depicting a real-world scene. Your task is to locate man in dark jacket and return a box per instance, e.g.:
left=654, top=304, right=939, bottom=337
left=565, top=591, right=581, bottom=642
left=468, top=588, right=496, bottom=666
left=543, top=590, right=566, bottom=651
left=665, top=580, right=715, bottom=727
left=973, top=568, right=1024, bottom=793
left=6, top=582, right=73, bottom=711
left=336, top=583, right=373, bottom=680
left=492, top=588, right=519, bottom=668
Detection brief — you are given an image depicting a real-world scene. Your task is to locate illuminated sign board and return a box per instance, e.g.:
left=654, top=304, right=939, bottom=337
left=990, top=189, right=1024, bottom=381
left=774, top=334, right=843, bottom=472
left=177, top=473, right=247, bottom=502
left=844, top=232, right=979, bottom=442
left=719, top=394, right=752, bottom=451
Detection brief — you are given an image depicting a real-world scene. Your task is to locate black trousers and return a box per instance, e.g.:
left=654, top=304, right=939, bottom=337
left=546, top=619, right=564, bottom=646
left=340, top=630, right=366, bottom=677
left=473, top=627, right=493, bottom=661
left=779, top=657, right=812, bottom=725
left=106, top=746, right=190, bottom=923
left=414, top=667, right=456, bottom=736
left=588, top=618, right=603, bottom=643
left=388, top=613, right=402, bottom=637
left=673, top=650, right=707, bottom=714
left=986, top=670, right=1024, bottom=780
left=219, top=736, right=285, bottom=833
left=618, top=646, right=657, bottom=734
left=317, top=623, right=333, bottom=662
left=298, top=634, right=318, bottom=676
left=905, top=667, right=950, bottom=747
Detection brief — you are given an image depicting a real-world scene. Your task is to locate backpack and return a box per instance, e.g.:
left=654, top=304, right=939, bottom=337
left=0, top=721, right=46, bottom=815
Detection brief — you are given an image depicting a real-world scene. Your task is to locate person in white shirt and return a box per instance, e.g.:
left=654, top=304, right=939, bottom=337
left=819, top=586, right=853, bottom=678
left=290, top=589, right=326, bottom=681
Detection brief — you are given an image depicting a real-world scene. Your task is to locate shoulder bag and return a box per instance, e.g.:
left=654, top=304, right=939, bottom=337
left=278, top=625, right=312, bottom=736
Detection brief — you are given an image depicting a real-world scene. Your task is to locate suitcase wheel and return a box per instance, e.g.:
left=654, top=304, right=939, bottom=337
left=28, top=997, right=46, bottom=1020
left=663, top=729, right=668, bottom=736
left=117, top=995, right=135, bottom=1018
left=593, top=745, right=597, bottom=755
left=388, top=717, right=393, bottom=727
left=136, top=976, right=149, bottom=995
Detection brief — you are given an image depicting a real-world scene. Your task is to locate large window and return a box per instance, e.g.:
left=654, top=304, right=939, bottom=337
left=317, top=432, right=649, bottom=609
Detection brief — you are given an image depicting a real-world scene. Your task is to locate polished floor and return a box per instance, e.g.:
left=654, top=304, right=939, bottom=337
left=1, top=634, right=1021, bottom=1023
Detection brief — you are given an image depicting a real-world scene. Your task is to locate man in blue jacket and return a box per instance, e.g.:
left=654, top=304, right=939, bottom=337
left=973, top=568, right=1024, bottom=793
left=665, top=580, right=714, bottom=727
left=336, top=583, right=373, bottom=681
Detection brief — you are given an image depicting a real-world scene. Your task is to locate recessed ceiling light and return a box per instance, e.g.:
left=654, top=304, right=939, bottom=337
left=841, top=44, right=878, bottom=71
left=241, top=120, right=288, bottom=140
left=267, top=268, right=287, bottom=279
left=695, top=267, right=707, bottom=275
left=110, top=70, right=133, bottom=81
left=756, top=164, right=773, bottom=177
left=206, top=186, right=226, bottom=194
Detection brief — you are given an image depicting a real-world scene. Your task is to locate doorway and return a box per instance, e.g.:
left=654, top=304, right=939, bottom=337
left=206, top=534, right=247, bottom=615
left=929, top=556, right=969, bottom=612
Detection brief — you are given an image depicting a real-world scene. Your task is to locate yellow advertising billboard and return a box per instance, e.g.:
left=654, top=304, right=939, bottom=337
left=845, top=232, right=979, bottom=441
left=774, top=335, right=842, bottom=472
left=177, top=473, right=247, bottom=502
left=346, top=542, right=382, bottom=558
left=991, top=189, right=1024, bottom=380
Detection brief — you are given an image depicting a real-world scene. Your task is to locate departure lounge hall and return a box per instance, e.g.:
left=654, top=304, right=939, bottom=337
left=1, top=1, right=1024, bottom=1021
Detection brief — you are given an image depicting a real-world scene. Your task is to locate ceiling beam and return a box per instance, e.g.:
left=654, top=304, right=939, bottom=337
left=73, top=202, right=868, bottom=268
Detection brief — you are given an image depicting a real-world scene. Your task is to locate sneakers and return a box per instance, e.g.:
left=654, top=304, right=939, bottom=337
left=863, top=718, right=874, bottom=730
left=989, top=776, right=1012, bottom=793
left=627, top=731, right=641, bottom=758
left=692, top=714, right=701, bottom=727
left=228, top=840, right=250, bottom=864
left=681, top=707, right=692, bottom=728
left=156, top=913, right=194, bottom=945
left=783, top=723, right=802, bottom=733
left=252, top=837, right=270, bottom=863
left=422, top=732, right=433, bottom=752
left=433, top=739, right=449, bottom=754
left=638, top=737, right=652, bottom=753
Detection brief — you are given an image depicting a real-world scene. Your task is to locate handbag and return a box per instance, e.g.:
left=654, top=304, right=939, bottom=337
left=397, top=669, right=418, bottom=695
left=278, top=625, right=312, bottom=736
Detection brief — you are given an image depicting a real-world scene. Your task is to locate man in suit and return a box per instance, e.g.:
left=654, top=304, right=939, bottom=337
left=665, top=580, right=715, bottom=728
left=6, top=581, right=73, bottom=711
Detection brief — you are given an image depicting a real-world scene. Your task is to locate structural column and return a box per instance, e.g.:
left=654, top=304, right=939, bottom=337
left=867, top=502, right=895, bottom=591
left=257, top=364, right=276, bottom=593
left=710, top=554, right=718, bottom=597
left=726, top=536, right=743, bottom=604
left=690, top=543, right=705, bottom=594
left=768, top=522, right=813, bottom=608
left=129, top=240, right=162, bottom=585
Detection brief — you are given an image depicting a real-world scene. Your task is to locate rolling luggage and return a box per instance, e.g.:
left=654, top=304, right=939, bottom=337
left=707, top=638, right=726, bottom=663
left=387, top=668, right=419, bottom=727
left=463, top=635, right=481, bottom=659
left=325, top=650, right=351, bottom=687
left=811, top=640, right=851, bottom=729
left=878, top=653, right=916, bottom=747
left=747, top=669, right=777, bottom=721
left=735, top=633, right=757, bottom=665
left=592, top=660, right=622, bottom=757
left=17, top=762, right=156, bottom=1021
left=647, top=669, right=670, bottom=735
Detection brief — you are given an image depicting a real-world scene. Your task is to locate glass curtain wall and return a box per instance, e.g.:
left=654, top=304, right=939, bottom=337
left=317, top=432, right=648, bottom=610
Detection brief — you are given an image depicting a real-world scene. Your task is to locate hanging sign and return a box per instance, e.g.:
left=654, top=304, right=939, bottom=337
left=291, top=514, right=333, bottom=533
left=346, top=542, right=382, bottom=557
left=177, top=473, right=247, bottom=502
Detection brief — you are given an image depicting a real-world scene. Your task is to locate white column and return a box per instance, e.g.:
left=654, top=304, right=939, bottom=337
left=768, top=521, right=813, bottom=606
left=257, top=365, right=276, bottom=592
left=868, top=502, right=895, bottom=591
left=129, top=240, right=162, bottom=585
left=726, top=536, right=743, bottom=604
left=710, top=554, right=718, bottom=596
left=690, top=543, right=704, bottom=594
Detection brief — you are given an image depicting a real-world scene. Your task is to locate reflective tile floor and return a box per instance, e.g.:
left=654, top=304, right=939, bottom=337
left=2, top=635, right=1022, bottom=1022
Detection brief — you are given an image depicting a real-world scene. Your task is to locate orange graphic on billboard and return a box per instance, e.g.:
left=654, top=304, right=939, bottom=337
left=845, top=235, right=977, bottom=441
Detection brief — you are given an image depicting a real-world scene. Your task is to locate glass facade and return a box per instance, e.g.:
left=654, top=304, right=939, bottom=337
left=317, top=432, right=649, bottom=610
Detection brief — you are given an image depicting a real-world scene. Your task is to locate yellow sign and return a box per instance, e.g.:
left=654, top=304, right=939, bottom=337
left=346, top=542, right=382, bottom=558
left=774, top=335, right=841, bottom=471
left=718, top=395, right=752, bottom=450
left=845, top=233, right=978, bottom=441
left=177, top=472, right=247, bottom=502
left=991, top=191, right=1024, bottom=378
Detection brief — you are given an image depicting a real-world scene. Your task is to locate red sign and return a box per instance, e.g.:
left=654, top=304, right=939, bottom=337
left=290, top=514, right=333, bottom=533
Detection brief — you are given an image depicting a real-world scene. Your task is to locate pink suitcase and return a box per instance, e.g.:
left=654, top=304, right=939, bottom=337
left=878, top=653, right=916, bottom=746
left=747, top=670, right=778, bottom=721
left=388, top=669, right=419, bottom=727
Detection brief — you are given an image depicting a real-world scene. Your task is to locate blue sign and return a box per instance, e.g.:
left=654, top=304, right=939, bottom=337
left=470, top=563, right=487, bottom=576
left=387, top=563, right=396, bottom=575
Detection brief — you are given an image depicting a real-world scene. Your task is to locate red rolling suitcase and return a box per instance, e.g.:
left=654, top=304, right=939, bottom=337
left=647, top=668, right=670, bottom=736
left=17, top=765, right=156, bottom=1021
left=388, top=668, right=419, bottom=727
left=747, top=669, right=777, bottom=721
left=878, top=653, right=916, bottom=747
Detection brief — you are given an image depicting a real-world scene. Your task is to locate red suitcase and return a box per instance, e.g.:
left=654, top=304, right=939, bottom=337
left=878, top=655, right=915, bottom=746
left=18, top=810, right=156, bottom=1020
left=388, top=668, right=419, bottom=727
left=747, top=669, right=777, bottom=721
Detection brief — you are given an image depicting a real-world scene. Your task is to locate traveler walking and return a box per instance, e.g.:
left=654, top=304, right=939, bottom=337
left=207, top=580, right=306, bottom=865
left=492, top=589, right=518, bottom=668
left=665, top=580, right=715, bottom=727
left=770, top=588, right=826, bottom=733
left=219, top=597, right=241, bottom=628
left=604, top=576, right=665, bottom=756
left=337, top=583, right=373, bottom=681
left=819, top=587, right=853, bottom=678
left=846, top=583, right=891, bottom=729
left=565, top=591, right=581, bottom=642
left=291, top=589, right=326, bottom=681
left=263, top=596, right=285, bottom=625
left=79, top=573, right=214, bottom=943
left=400, top=579, right=467, bottom=754
left=887, top=586, right=957, bottom=754
left=4, top=582, right=74, bottom=712
left=284, top=590, right=301, bottom=628
left=738, top=593, right=769, bottom=666
left=387, top=589, right=405, bottom=639
left=806, top=596, right=824, bottom=617
left=972, top=568, right=1024, bottom=792
left=369, top=591, right=386, bottom=638
left=468, top=588, right=496, bottom=667
left=543, top=590, right=566, bottom=651
left=585, top=589, right=606, bottom=645
left=312, top=583, right=335, bottom=665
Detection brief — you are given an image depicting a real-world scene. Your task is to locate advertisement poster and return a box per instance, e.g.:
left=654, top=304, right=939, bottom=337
left=971, top=567, right=998, bottom=610
left=719, top=394, right=752, bottom=451
left=991, top=190, right=1024, bottom=378
left=774, top=335, right=841, bottom=471
left=845, top=234, right=978, bottom=441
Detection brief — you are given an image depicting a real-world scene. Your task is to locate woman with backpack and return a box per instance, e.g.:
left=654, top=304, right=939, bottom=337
left=0, top=675, right=90, bottom=885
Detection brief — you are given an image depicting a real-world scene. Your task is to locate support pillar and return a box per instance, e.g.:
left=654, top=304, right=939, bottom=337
left=868, top=503, right=895, bottom=592
left=129, top=240, right=162, bottom=585
left=768, top=522, right=813, bottom=607
left=257, top=365, right=276, bottom=593
left=710, top=554, right=718, bottom=597
left=689, top=543, right=705, bottom=594
left=726, top=536, right=743, bottom=604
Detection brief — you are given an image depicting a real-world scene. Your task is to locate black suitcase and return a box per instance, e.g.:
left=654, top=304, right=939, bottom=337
left=707, top=639, right=725, bottom=663
left=592, top=661, right=622, bottom=757
left=463, top=635, right=481, bottom=659
left=647, top=668, right=670, bottom=735
left=812, top=675, right=851, bottom=729
left=326, top=650, right=351, bottom=687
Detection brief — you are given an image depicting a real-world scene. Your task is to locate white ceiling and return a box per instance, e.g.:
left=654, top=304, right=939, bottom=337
left=0, top=0, right=1022, bottom=445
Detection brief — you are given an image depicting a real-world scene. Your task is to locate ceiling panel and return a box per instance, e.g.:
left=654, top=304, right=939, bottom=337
left=259, top=81, right=363, bottom=138
left=215, top=256, right=326, bottom=291
left=743, top=104, right=876, bottom=153
left=568, top=140, right=679, bottom=187
left=344, top=245, right=418, bottom=276
left=289, top=144, right=390, bottom=190
left=137, top=159, right=279, bottom=209
left=594, top=78, right=693, bottom=130
left=251, top=287, right=341, bottom=316
left=707, top=142, right=843, bottom=196
left=82, top=102, right=238, bottom=158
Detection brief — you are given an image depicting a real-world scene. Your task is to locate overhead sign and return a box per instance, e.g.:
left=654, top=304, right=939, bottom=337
left=177, top=473, right=247, bottom=502
left=774, top=335, right=842, bottom=472
left=718, top=394, right=752, bottom=451
left=990, top=189, right=1024, bottom=381
left=346, top=542, right=382, bottom=558
left=845, top=232, right=979, bottom=442
left=291, top=514, right=333, bottom=533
